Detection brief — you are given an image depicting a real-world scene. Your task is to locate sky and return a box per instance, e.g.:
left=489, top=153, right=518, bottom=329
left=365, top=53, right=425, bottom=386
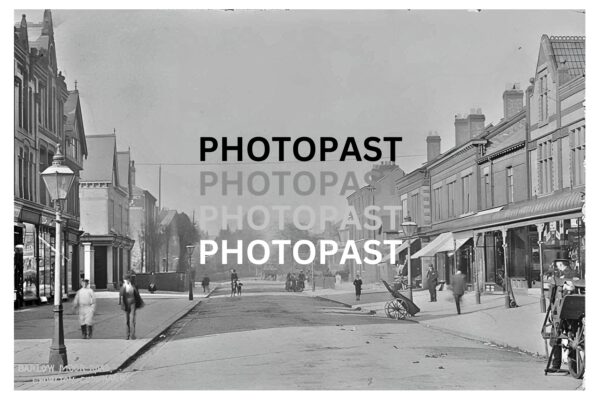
left=15, top=9, right=585, bottom=234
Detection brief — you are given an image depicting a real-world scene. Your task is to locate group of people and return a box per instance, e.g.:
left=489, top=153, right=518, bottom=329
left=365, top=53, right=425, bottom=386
left=285, top=271, right=306, bottom=292
left=72, top=272, right=144, bottom=340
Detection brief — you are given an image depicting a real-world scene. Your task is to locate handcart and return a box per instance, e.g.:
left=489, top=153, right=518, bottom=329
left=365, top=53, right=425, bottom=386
left=381, top=280, right=420, bottom=320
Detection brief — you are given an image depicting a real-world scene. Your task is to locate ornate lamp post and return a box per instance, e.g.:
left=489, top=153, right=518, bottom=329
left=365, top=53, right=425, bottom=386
left=41, top=145, right=75, bottom=370
left=536, top=223, right=546, bottom=312
left=401, top=216, right=418, bottom=301
left=186, top=244, right=195, bottom=300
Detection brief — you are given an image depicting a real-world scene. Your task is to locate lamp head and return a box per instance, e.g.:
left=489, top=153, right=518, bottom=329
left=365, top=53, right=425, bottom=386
left=40, top=144, right=75, bottom=203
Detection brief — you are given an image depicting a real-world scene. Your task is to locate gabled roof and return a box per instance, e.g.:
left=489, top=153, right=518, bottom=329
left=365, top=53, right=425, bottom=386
left=80, top=134, right=118, bottom=183
left=64, top=90, right=88, bottom=157
left=549, top=36, right=585, bottom=77
left=117, top=151, right=131, bottom=191
left=158, top=210, right=177, bottom=227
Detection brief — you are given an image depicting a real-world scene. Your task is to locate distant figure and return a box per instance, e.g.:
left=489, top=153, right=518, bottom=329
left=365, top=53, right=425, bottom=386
left=231, top=280, right=238, bottom=297
left=451, top=270, right=466, bottom=315
left=285, top=273, right=292, bottom=291
left=119, top=273, right=144, bottom=340
left=230, top=269, right=238, bottom=293
left=426, top=265, right=438, bottom=302
left=353, top=274, right=363, bottom=301
left=298, top=271, right=306, bottom=291
left=202, top=276, right=210, bottom=293
left=72, top=279, right=96, bottom=339
left=148, top=271, right=157, bottom=293
left=236, top=281, right=243, bottom=296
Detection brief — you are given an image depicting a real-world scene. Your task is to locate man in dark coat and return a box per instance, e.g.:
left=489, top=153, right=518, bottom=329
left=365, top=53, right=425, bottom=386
left=353, top=274, right=363, bottom=301
left=451, top=270, right=466, bottom=314
left=426, top=265, right=438, bottom=302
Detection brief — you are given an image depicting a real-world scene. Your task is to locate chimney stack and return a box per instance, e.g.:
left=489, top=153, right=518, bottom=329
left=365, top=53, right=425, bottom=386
left=557, top=57, right=571, bottom=85
left=130, top=160, right=136, bottom=186
left=426, top=131, right=441, bottom=162
left=454, top=114, right=469, bottom=147
left=455, top=108, right=484, bottom=146
left=502, top=83, right=524, bottom=119
left=467, top=108, right=485, bottom=138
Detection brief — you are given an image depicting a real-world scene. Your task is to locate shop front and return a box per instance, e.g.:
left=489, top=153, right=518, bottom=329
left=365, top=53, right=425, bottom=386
left=14, top=202, right=83, bottom=307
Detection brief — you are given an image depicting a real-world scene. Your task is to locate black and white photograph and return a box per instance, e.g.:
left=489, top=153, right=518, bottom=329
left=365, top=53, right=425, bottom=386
left=7, top=2, right=592, bottom=392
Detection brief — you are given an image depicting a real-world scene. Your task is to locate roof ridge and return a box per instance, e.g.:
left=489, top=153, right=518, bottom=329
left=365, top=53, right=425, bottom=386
left=549, top=35, right=585, bottom=41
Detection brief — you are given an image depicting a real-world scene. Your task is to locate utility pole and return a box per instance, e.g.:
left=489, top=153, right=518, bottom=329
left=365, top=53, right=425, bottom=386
left=158, top=164, right=162, bottom=210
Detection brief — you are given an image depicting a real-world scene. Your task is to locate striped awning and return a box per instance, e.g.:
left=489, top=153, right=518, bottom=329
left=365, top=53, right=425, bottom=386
left=411, top=231, right=473, bottom=259
left=411, top=232, right=453, bottom=259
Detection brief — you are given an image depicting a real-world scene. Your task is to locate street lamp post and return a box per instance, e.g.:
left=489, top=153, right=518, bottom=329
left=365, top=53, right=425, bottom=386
left=41, top=145, right=75, bottom=370
left=501, top=229, right=510, bottom=309
left=536, top=223, right=546, bottom=313
left=401, top=216, right=418, bottom=302
left=186, top=245, right=195, bottom=301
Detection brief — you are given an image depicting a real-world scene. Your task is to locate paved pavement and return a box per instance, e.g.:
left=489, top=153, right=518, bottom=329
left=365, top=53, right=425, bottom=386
left=14, top=286, right=217, bottom=382
left=307, top=282, right=552, bottom=356
left=14, top=281, right=582, bottom=390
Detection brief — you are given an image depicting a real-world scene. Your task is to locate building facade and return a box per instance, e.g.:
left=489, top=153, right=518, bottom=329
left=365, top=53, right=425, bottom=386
left=129, top=160, right=158, bottom=273
left=79, top=134, right=134, bottom=290
left=14, top=10, right=87, bottom=306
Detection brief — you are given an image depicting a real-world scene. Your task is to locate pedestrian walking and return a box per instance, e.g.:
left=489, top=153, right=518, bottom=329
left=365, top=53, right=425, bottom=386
left=353, top=274, right=363, bottom=301
left=72, top=279, right=96, bottom=339
left=202, top=275, right=210, bottom=292
left=426, top=265, right=438, bottom=302
left=451, top=270, right=466, bottom=314
left=119, top=273, right=144, bottom=340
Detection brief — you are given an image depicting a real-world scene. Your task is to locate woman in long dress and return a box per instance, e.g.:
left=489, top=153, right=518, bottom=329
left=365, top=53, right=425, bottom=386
left=72, top=279, right=96, bottom=339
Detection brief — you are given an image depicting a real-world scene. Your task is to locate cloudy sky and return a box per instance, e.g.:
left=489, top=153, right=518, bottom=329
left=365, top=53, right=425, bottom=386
left=15, top=9, right=584, bottom=234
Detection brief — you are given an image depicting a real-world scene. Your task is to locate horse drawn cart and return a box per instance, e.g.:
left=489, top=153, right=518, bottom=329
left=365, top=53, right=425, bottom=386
left=381, top=280, right=420, bottom=320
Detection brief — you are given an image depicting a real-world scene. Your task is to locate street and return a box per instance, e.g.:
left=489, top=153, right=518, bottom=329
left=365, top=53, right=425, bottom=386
left=16, top=280, right=583, bottom=390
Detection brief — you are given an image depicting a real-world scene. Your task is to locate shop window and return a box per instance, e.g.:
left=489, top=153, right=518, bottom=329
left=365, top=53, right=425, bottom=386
left=23, top=223, right=38, bottom=300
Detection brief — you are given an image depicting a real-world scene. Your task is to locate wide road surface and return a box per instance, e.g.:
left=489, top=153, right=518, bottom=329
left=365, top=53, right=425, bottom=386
left=20, top=280, right=583, bottom=390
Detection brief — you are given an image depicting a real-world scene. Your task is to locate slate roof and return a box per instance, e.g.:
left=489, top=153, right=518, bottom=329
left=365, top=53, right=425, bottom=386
left=549, top=36, right=585, bottom=77
left=117, top=151, right=130, bottom=191
left=64, top=91, right=79, bottom=130
left=80, top=135, right=117, bottom=183
left=158, top=210, right=177, bottom=227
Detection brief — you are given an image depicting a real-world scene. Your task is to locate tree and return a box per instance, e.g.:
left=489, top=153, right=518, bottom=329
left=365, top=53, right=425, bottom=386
left=176, top=212, right=200, bottom=272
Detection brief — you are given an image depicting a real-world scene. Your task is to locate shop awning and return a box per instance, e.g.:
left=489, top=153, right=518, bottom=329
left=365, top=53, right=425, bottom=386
left=411, top=232, right=453, bottom=259
left=411, top=231, right=473, bottom=259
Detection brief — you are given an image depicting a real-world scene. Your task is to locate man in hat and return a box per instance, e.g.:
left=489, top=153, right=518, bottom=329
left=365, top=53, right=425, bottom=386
left=451, top=270, right=466, bottom=315
left=119, top=273, right=144, bottom=340
left=72, top=279, right=96, bottom=339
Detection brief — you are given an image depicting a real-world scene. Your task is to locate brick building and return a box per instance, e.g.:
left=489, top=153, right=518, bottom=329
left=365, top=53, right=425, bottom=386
left=14, top=10, right=88, bottom=306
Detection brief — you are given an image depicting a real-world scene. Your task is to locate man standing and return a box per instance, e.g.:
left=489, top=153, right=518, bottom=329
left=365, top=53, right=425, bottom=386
left=426, top=265, right=438, bottom=302
left=451, top=270, right=466, bottom=314
left=72, top=279, right=96, bottom=339
left=353, top=274, right=363, bottom=301
left=202, top=275, right=210, bottom=293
